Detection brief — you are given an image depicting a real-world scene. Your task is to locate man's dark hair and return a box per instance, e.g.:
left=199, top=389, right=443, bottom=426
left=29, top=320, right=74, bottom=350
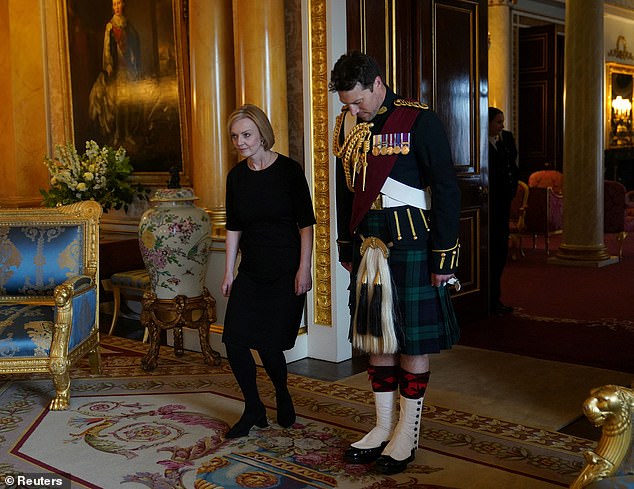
left=329, top=51, right=383, bottom=92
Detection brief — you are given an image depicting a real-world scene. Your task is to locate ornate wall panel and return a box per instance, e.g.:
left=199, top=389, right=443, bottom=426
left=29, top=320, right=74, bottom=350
left=309, top=0, right=332, bottom=325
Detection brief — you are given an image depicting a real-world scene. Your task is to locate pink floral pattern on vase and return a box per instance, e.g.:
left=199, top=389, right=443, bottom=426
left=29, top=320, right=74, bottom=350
left=138, top=188, right=211, bottom=299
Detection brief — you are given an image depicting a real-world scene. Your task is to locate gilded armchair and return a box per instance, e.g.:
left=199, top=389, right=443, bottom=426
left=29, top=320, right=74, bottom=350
left=570, top=384, right=634, bottom=489
left=528, top=169, right=564, bottom=193
left=509, top=180, right=529, bottom=259
left=0, top=201, right=103, bottom=410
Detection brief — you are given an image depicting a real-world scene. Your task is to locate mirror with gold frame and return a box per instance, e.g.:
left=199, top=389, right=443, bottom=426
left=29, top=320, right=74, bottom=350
left=606, top=62, right=634, bottom=148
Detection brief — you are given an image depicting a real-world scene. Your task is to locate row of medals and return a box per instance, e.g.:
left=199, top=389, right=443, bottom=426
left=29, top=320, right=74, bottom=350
left=371, top=133, right=411, bottom=156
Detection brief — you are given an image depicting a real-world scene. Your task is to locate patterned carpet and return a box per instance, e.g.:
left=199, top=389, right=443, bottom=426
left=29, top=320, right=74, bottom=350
left=0, top=336, right=592, bottom=489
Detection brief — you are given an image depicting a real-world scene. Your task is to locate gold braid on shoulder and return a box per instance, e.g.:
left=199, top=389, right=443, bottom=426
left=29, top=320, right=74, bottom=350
left=332, top=111, right=373, bottom=192
left=394, top=99, right=429, bottom=110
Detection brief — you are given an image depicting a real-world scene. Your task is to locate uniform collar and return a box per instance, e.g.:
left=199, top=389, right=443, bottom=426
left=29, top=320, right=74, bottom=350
left=369, top=87, right=397, bottom=128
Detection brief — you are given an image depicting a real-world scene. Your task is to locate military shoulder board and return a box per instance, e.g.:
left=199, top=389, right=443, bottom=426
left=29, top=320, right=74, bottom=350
left=394, top=99, right=429, bottom=110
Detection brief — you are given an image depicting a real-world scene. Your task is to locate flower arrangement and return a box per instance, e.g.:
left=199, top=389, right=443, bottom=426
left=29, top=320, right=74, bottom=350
left=40, top=140, right=147, bottom=212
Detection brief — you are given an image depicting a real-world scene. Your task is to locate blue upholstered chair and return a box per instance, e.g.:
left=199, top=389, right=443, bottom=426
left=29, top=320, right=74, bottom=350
left=0, top=201, right=102, bottom=410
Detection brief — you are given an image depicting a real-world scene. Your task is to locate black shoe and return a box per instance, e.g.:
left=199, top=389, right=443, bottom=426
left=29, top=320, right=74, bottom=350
left=276, top=391, right=296, bottom=428
left=225, top=410, right=268, bottom=439
left=493, top=302, right=514, bottom=315
left=374, top=449, right=416, bottom=474
left=343, top=442, right=388, bottom=464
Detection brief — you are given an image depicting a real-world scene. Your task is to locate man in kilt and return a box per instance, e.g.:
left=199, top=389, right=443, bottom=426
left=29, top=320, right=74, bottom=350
left=329, top=51, right=461, bottom=475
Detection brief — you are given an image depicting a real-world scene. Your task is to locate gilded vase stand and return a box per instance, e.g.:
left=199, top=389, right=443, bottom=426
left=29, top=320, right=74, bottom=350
left=140, top=287, right=222, bottom=371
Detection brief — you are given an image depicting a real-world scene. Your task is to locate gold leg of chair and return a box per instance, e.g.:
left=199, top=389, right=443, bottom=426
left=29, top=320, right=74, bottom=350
left=509, top=235, right=518, bottom=260
left=108, top=285, right=122, bottom=336
left=617, top=231, right=628, bottom=261
left=88, top=346, right=102, bottom=375
left=49, top=370, right=71, bottom=410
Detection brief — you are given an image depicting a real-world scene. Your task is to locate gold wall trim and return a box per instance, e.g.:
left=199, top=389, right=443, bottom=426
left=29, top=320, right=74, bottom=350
left=308, top=0, right=332, bottom=326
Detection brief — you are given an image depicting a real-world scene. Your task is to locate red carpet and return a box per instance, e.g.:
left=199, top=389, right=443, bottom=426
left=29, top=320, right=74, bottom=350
left=459, top=233, right=634, bottom=373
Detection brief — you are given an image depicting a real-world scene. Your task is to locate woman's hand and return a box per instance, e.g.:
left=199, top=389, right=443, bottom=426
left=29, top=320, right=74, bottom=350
left=295, top=266, right=313, bottom=295
left=221, top=273, right=234, bottom=297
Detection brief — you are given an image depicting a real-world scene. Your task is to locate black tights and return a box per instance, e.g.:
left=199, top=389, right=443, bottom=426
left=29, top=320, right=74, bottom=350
left=225, top=343, right=289, bottom=412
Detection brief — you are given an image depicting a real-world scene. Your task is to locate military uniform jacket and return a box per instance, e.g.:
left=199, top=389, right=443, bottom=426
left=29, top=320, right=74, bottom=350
left=335, top=87, right=461, bottom=274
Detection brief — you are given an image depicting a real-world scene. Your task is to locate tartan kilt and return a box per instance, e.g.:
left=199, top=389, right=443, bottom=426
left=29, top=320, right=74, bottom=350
left=350, top=209, right=459, bottom=355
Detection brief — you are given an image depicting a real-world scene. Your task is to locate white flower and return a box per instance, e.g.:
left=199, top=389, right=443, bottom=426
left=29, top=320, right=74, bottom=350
left=42, top=139, right=145, bottom=211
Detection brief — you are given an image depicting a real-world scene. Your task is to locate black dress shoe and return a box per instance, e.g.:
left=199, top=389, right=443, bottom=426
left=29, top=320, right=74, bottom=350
left=276, top=391, right=296, bottom=428
left=493, top=302, right=514, bottom=315
left=225, top=410, right=268, bottom=439
left=343, top=442, right=388, bottom=464
left=374, top=449, right=416, bottom=474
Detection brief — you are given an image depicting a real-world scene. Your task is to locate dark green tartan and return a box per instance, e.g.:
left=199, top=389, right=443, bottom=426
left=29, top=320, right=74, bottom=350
left=351, top=209, right=459, bottom=355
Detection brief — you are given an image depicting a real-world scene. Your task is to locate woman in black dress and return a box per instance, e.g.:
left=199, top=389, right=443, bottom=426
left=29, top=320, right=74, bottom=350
left=221, top=104, right=316, bottom=438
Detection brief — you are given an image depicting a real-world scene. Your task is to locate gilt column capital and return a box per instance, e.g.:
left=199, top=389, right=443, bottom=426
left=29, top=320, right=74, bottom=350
left=488, top=0, right=516, bottom=7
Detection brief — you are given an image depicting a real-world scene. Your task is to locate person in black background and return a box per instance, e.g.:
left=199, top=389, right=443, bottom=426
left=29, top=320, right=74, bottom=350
left=488, top=107, right=519, bottom=315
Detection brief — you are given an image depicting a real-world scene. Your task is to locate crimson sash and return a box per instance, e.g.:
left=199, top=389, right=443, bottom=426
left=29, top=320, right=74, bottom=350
left=349, top=105, right=422, bottom=233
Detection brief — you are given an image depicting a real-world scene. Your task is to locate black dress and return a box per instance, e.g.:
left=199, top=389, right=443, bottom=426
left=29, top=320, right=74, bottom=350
left=222, top=155, right=316, bottom=351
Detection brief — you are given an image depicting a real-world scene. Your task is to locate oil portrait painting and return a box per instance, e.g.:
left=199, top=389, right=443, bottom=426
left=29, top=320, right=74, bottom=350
left=66, top=0, right=186, bottom=174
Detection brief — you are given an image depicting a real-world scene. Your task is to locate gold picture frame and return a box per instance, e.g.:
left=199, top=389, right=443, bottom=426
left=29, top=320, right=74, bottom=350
left=606, top=62, right=634, bottom=149
left=48, top=0, right=191, bottom=186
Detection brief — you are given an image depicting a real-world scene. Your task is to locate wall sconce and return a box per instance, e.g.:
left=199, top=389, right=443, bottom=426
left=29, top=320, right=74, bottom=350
left=607, top=64, right=634, bottom=148
left=612, top=95, right=632, bottom=146
left=612, top=95, right=631, bottom=120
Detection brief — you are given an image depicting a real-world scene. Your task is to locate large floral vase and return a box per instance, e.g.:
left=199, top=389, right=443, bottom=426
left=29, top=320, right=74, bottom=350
left=138, top=188, right=212, bottom=299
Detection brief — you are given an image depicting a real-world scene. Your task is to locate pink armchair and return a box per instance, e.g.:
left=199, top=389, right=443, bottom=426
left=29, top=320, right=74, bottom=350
left=509, top=181, right=529, bottom=259
left=528, top=170, right=564, bottom=194
left=523, top=170, right=564, bottom=255
left=604, top=180, right=634, bottom=260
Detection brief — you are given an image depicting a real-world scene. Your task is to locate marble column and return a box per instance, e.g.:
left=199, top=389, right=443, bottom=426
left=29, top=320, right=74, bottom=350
left=0, top=0, right=48, bottom=207
left=551, top=0, right=616, bottom=267
left=488, top=0, right=514, bottom=126
left=232, top=0, right=289, bottom=155
left=188, top=0, right=235, bottom=237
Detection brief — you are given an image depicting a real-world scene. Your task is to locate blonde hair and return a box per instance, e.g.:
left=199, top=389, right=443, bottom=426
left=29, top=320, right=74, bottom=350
left=227, top=104, right=276, bottom=150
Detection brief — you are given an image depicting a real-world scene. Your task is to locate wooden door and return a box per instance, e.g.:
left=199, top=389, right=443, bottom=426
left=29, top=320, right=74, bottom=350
left=518, top=24, right=564, bottom=180
left=346, top=0, right=489, bottom=320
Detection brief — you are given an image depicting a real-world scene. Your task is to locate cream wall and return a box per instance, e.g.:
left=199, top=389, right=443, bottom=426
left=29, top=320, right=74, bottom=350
left=605, top=7, right=634, bottom=65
